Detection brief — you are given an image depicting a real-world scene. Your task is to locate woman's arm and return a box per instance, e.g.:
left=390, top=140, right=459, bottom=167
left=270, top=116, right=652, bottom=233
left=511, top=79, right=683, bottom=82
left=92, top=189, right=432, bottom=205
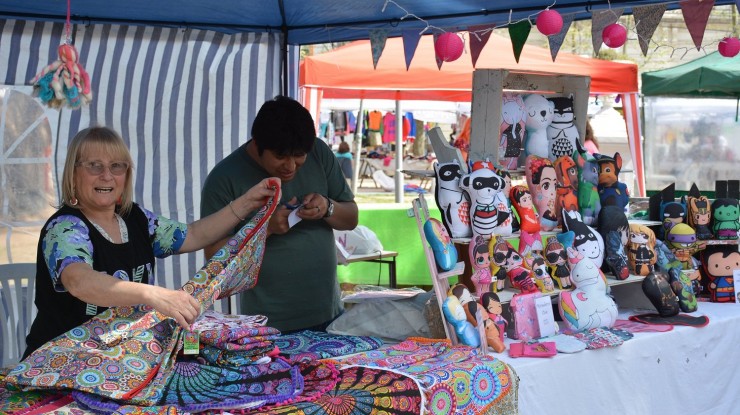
left=178, top=178, right=278, bottom=254
left=61, top=262, right=201, bottom=330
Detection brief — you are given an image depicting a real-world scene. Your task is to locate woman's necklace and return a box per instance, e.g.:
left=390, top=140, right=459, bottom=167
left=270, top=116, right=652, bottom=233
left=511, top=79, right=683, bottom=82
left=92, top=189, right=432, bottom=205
left=88, top=214, right=129, bottom=243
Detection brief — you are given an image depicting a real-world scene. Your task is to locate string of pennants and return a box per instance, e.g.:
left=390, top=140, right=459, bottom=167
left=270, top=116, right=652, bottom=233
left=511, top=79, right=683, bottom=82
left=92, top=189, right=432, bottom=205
left=369, top=0, right=740, bottom=70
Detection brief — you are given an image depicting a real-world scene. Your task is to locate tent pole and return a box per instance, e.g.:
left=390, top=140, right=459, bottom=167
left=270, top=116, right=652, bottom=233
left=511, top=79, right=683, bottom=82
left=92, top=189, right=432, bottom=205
left=394, top=98, right=404, bottom=203
left=735, top=97, right=738, bottom=123
left=352, top=99, right=365, bottom=195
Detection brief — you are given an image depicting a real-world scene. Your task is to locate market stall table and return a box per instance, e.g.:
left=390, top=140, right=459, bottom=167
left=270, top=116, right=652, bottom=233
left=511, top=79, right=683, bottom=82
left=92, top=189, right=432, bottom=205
left=341, top=250, right=398, bottom=288
left=496, top=285, right=740, bottom=415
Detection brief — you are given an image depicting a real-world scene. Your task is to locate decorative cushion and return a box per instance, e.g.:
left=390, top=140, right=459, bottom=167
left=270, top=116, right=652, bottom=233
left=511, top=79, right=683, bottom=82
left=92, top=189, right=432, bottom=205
left=423, top=218, right=458, bottom=271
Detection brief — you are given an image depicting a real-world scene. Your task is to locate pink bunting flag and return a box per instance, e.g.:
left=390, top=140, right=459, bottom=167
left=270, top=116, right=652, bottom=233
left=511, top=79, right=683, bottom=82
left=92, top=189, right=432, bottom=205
left=369, top=29, right=388, bottom=69
left=433, top=32, right=443, bottom=70
left=680, top=0, right=716, bottom=51
left=633, top=4, right=666, bottom=56
left=508, top=20, right=531, bottom=63
left=591, top=8, right=623, bottom=56
left=401, top=29, right=421, bottom=70
left=468, top=24, right=495, bottom=68
left=548, top=13, right=575, bottom=61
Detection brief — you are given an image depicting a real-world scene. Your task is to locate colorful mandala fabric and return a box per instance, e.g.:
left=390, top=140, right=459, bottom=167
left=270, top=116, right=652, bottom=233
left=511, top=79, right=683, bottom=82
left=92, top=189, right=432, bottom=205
left=275, top=330, right=384, bottom=363
left=246, top=365, right=422, bottom=415
left=336, top=339, right=516, bottom=415
left=5, top=191, right=280, bottom=406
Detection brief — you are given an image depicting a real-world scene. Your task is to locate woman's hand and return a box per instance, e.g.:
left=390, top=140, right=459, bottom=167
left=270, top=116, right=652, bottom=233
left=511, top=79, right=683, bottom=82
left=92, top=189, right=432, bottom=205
left=147, top=286, right=202, bottom=330
left=235, top=178, right=280, bottom=217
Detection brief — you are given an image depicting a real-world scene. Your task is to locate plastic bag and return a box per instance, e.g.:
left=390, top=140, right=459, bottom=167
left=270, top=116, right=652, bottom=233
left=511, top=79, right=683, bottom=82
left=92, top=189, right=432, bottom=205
left=334, top=225, right=384, bottom=256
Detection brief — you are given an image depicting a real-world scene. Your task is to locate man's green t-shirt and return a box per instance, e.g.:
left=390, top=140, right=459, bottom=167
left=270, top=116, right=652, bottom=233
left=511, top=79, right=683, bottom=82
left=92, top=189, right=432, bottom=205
left=200, top=139, right=354, bottom=331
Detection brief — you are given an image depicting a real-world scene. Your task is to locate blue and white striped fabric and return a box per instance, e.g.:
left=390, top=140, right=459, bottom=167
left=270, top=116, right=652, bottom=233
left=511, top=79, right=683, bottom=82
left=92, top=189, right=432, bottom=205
left=0, top=19, right=285, bottom=311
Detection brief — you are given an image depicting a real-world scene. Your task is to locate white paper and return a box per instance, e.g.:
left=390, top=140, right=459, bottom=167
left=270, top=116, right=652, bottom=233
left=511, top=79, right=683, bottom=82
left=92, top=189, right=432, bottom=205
left=288, top=207, right=303, bottom=228
left=734, top=269, right=740, bottom=304
left=535, top=295, right=557, bottom=338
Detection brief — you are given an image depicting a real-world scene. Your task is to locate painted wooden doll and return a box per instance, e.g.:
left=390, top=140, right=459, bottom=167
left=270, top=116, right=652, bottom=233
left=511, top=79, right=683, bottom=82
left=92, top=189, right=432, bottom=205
left=686, top=195, right=713, bottom=240
left=553, top=154, right=579, bottom=227
left=469, top=235, right=493, bottom=296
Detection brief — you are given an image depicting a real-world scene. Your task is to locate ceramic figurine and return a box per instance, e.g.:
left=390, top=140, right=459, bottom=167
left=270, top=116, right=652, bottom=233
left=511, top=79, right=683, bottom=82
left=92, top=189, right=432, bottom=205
left=460, top=160, right=511, bottom=237
left=553, top=154, right=579, bottom=227
left=525, top=155, right=558, bottom=231
left=469, top=235, right=493, bottom=296
left=523, top=93, right=554, bottom=159
left=562, top=209, right=605, bottom=268
left=597, top=205, right=630, bottom=280
left=573, top=143, right=601, bottom=226
left=423, top=218, right=458, bottom=271
left=544, top=235, right=572, bottom=289
left=627, top=224, right=657, bottom=276
left=546, top=95, right=580, bottom=161
left=686, top=194, right=713, bottom=240
left=480, top=291, right=507, bottom=353
left=433, top=160, right=472, bottom=238
left=442, top=294, right=480, bottom=347
left=711, top=198, right=740, bottom=240
left=701, top=246, right=740, bottom=302
left=499, top=93, right=526, bottom=170
left=594, top=152, right=630, bottom=211
left=558, top=258, right=618, bottom=331
left=509, top=185, right=543, bottom=256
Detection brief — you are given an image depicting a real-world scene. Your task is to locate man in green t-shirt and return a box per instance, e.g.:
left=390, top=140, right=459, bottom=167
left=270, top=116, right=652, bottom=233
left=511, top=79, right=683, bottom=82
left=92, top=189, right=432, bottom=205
left=201, top=96, right=358, bottom=332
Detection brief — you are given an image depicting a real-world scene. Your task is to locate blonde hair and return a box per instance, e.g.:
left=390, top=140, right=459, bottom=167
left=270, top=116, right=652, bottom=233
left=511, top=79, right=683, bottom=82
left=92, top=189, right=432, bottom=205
left=628, top=224, right=655, bottom=249
left=60, top=126, right=134, bottom=216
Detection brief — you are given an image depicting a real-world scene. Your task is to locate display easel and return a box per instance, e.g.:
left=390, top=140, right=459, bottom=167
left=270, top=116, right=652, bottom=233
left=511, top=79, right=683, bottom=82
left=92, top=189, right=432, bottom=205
left=410, top=195, right=465, bottom=343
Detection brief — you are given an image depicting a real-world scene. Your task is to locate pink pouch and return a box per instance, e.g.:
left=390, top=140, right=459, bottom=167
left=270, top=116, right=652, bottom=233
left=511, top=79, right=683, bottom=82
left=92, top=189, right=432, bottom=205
left=509, top=292, right=543, bottom=341
left=509, top=341, right=557, bottom=358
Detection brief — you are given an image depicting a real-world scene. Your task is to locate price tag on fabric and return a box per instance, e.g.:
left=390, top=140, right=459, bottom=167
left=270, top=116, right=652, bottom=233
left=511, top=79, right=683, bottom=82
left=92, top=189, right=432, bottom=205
left=183, top=330, right=200, bottom=355
left=733, top=269, right=740, bottom=304
left=535, top=296, right=557, bottom=338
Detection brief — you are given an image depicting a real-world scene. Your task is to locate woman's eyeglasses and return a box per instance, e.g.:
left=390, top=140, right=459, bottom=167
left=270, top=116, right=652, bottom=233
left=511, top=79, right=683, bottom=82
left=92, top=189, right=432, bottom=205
left=76, top=161, right=129, bottom=176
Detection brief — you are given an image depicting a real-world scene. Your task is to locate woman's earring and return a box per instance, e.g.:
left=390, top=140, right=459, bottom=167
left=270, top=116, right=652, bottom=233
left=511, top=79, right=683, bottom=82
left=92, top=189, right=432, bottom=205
left=70, top=189, right=78, bottom=206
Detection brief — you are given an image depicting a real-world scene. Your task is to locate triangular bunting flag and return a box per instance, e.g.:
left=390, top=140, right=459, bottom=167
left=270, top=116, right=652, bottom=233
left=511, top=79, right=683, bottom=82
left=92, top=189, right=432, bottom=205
left=548, top=13, right=575, bottom=61
left=508, top=20, right=531, bottom=63
left=680, top=0, right=715, bottom=51
left=737, top=0, right=740, bottom=13
left=402, top=29, right=421, bottom=70
left=433, top=32, right=443, bottom=70
left=633, top=4, right=666, bottom=56
left=369, top=29, right=388, bottom=69
left=591, top=8, right=623, bottom=56
left=468, top=24, right=495, bottom=67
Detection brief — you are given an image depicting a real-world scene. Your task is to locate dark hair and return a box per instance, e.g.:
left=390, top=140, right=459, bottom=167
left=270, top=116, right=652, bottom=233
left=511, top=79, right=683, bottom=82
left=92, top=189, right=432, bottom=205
left=251, top=96, right=316, bottom=156
left=338, top=141, right=350, bottom=154
left=480, top=292, right=501, bottom=310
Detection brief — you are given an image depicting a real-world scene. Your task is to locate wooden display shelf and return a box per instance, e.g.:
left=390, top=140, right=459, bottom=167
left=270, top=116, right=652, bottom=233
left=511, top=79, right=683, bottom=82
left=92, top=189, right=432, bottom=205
left=492, top=274, right=646, bottom=305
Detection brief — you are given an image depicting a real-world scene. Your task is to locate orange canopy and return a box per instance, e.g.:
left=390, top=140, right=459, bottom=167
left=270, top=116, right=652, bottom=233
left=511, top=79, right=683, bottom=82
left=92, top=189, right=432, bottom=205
left=300, top=34, right=638, bottom=101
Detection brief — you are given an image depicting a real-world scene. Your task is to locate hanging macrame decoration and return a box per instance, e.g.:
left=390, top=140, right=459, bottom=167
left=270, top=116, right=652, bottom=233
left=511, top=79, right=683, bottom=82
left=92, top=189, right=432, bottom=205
left=31, top=0, right=92, bottom=109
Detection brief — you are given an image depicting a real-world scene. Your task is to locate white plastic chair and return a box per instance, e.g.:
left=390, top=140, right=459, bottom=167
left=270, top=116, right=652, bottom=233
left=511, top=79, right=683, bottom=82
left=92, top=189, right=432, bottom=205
left=0, top=263, right=37, bottom=367
left=372, top=169, right=395, bottom=192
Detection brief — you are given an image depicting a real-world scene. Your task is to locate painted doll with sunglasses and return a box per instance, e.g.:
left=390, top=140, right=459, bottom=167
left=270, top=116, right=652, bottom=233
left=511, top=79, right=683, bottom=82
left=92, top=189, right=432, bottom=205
left=469, top=235, right=493, bottom=296
left=488, top=236, right=509, bottom=292
left=544, top=235, right=572, bottom=289
left=526, top=254, right=555, bottom=293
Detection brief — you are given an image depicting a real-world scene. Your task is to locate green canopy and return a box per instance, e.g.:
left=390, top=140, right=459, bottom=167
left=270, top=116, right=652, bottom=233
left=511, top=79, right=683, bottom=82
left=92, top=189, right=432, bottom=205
left=642, top=51, right=740, bottom=97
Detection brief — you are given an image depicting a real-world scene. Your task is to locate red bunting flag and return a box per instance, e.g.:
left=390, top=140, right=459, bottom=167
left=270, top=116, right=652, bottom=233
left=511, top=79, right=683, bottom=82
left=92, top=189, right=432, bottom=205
left=468, top=24, right=495, bottom=68
left=680, top=0, right=715, bottom=51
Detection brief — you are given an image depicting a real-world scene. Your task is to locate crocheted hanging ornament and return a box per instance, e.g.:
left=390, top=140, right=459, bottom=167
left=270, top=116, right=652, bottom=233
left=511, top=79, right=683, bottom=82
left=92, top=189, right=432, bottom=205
left=31, top=0, right=93, bottom=109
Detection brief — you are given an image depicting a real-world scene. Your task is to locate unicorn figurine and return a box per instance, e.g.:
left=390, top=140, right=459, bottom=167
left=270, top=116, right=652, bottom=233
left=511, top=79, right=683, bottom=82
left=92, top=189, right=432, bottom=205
left=558, top=258, right=618, bottom=332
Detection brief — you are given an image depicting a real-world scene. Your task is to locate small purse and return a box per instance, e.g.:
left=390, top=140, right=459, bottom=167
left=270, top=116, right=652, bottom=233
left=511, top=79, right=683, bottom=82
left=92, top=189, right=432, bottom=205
left=509, top=292, right=544, bottom=341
